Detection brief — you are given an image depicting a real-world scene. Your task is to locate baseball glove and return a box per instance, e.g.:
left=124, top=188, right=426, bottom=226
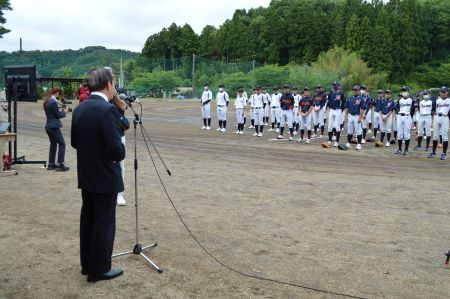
left=375, top=141, right=384, bottom=147
left=338, top=144, right=348, bottom=150
left=322, top=142, right=332, bottom=148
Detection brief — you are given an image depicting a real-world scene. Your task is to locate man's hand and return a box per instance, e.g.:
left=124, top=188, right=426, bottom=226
left=112, top=92, right=127, bottom=112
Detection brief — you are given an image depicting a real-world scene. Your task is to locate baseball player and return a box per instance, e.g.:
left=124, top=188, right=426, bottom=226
left=327, top=81, right=346, bottom=147
left=248, top=88, right=256, bottom=129
left=395, top=86, right=413, bottom=155
left=428, top=86, right=449, bottom=160
left=344, top=86, right=366, bottom=150
left=252, top=87, right=265, bottom=137
left=293, top=87, right=301, bottom=134
left=234, top=89, right=246, bottom=135
left=312, top=84, right=327, bottom=139
left=201, top=83, right=212, bottom=130
left=379, top=90, right=395, bottom=147
left=414, top=91, right=433, bottom=151
left=269, top=87, right=281, bottom=132
left=372, top=90, right=384, bottom=141
left=360, top=85, right=372, bottom=143
left=390, top=94, right=401, bottom=144
left=297, top=87, right=313, bottom=144
left=411, top=95, right=420, bottom=130
left=237, top=86, right=248, bottom=127
left=277, top=85, right=295, bottom=141
left=216, top=84, right=229, bottom=132
left=262, top=87, right=271, bottom=126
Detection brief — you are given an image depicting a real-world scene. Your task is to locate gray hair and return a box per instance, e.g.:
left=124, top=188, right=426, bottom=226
left=87, top=67, right=114, bottom=92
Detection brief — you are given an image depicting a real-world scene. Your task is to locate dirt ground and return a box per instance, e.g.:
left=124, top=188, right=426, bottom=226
left=0, top=100, right=449, bottom=299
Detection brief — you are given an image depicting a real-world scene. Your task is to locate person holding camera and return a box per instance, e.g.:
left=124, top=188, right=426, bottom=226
left=43, top=86, right=69, bottom=171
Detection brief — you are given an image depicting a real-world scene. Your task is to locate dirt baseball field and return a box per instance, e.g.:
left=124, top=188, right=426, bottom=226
left=0, top=100, right=449, bottom=299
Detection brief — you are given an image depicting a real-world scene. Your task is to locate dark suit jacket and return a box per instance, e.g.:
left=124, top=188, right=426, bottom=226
left=71, top=94, right=126, bottom=194
left=44, top=97, right=66, bottom=129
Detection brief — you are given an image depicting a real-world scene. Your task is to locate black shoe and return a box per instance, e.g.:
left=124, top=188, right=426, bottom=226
left=81, top=268, right=87, bottom=275
left=55, top=164, right=70, bottom=171
left=87, top=268, right=123, bottom=283
left=47, top=164, right=56, bottom=170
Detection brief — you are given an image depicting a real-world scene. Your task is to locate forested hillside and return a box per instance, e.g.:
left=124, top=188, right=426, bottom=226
left=142, top=0, right=450, bottom=84
left=0, top=46, right=137, bottom=87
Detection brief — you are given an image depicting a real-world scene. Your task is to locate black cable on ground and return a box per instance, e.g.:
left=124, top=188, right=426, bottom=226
left=138, top=124, right=366, bottom=299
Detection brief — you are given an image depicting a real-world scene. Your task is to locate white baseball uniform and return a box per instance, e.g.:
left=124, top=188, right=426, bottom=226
left=396, top=97, right=413, bottom=140
left=216, top=91, right=229, bottom=121
left=263, top=92, right=271, bottom=118
left=201, top=89, right=212, bottom=119
left=253, top=93, right=264, bottom=125
left=271, top=93, right=281, bottom=124
left=417, top=99, right=433, bottom=137
left=293, top=94, right=301, bottom=125
left=235, top=95, right=246, bottom=124
left=433, top=97, right=450, bottom=142
left=248, top=94, right=255, bottom=120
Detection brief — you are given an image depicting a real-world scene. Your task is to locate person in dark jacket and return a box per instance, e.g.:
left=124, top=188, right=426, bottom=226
left=71, top=67, right=127, bottom=282
left=43, top=86, right=69, bottom=171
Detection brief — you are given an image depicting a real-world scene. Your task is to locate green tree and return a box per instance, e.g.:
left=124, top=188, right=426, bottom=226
left=365, top=9, right=393, bottom=73
left=179, top=24, right=198, bottom=56
left=251, top=65, right=290, bottom=89
left=345, top=14, right=359, bottom=52
left=0, top=0, right=12, bottom=38
left=130, top=71, right=182, bottom=96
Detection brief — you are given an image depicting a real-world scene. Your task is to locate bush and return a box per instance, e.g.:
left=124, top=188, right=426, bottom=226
left=130, top=71, right=182, bottom=96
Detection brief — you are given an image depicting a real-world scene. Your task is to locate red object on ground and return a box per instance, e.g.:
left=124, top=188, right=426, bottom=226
left=2, top=153, right=12, bottom=170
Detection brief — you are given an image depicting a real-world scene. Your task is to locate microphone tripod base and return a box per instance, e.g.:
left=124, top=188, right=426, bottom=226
left=113, top=242, right=163, bottom=273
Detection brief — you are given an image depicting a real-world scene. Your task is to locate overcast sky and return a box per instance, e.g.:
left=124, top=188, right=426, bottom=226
left=1, top=0, right=271, bottom=53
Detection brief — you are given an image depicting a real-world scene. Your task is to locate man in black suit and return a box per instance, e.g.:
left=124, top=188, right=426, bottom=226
left=71, top=67, right=128, bottom=282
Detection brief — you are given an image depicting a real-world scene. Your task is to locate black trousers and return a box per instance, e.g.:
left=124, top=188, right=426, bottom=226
left=46, top=127, right=66, bottom=165
left=80, top=190, right=117, bottom=276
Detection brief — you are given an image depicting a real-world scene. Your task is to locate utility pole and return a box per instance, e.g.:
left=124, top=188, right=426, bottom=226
left=119, top=57, right=124, bottom=88
left=19, top=38, right=23, bottom=56
left=251, top=59, right=256, bottom=86
left=192, top=54, right=196, bottom=98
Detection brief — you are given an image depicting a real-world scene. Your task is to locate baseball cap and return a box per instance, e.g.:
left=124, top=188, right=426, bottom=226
left=401, top=86, right=409, bottom=91
left=421, top=90, right=429, bottom=95
left=293, top=87, right=298, bottom=91
left=377, top=89, right=384, bottom=94
left=283, top=85, right=290, bottom=89
left=316, top=83, right=323, bottom=88
left=352, top=86, right=360, bottom=91
left=360, top=85, right=367, bottom=90
left=385, top=89, right=392, bottom=94
left=303, top=86, right=310, bottom=91
left=218, top=84, right=224, bottom=88
left=332, top=81, right=340, bottom=86
left=439, top=86, right=448, bottom=92
left=273, top=87, right=279, bottom=90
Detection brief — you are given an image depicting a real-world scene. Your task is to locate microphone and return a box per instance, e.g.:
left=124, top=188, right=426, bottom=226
left=119, top=93, right=137, bottom=103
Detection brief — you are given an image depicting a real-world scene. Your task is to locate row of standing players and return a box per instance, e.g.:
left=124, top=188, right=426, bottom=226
left=200, top=82, right=450, bottom=160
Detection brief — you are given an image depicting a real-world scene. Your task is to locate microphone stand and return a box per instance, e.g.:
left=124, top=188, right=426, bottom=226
left=112, top=102, right=163, bottom=273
